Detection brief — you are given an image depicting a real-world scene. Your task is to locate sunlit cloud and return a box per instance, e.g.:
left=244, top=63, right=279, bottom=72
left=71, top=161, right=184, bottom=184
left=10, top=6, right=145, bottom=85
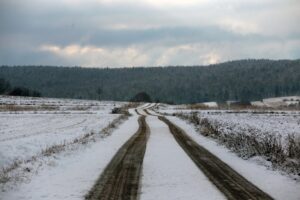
left=40, top=44, right=149, bottom=67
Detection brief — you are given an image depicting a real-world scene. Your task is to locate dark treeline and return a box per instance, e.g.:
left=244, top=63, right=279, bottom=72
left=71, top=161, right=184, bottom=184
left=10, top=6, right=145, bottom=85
left=0, top=59, right=299, bottom=104
left=0, top=78, right=41, bottom=97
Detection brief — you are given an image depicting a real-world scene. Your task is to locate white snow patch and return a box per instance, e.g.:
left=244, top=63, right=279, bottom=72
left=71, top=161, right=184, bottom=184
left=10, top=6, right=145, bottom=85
left=140, top=116, right=225, bottom=200
left=202, top=102, right=218, bottom=108
left=263, top=96, right=300, bottom=107
left=251, top=101, right=267, bottom=107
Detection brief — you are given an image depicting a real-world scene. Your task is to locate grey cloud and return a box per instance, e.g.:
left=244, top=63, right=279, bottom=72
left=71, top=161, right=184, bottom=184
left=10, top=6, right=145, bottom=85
left=0, top=22, right=272, bottom=49
left=0, top=0, right=299, bottom=67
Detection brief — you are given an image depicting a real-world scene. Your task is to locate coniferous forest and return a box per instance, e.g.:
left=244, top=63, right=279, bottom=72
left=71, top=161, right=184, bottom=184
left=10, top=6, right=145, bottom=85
left=0, top=59, right=299, bottom=104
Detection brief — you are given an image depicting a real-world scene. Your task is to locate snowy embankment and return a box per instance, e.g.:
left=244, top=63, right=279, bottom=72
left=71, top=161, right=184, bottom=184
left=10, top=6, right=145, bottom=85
left=198, top=110, right=300, bottom=141
left=158, top=103, right=300, bottom=175
left=176, top=111, right=300, bottom=175
left=1, top=114, right=139, bottom=200
left=0, top=113, right=117, bottom=169
left=167, top=116, right=300, bottom=200
left=140, top=115, right=225, bottom=200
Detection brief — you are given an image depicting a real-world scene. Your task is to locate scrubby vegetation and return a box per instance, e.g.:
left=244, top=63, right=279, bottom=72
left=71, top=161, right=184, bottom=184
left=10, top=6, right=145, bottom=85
left=175, top=112, right=300, bottom=175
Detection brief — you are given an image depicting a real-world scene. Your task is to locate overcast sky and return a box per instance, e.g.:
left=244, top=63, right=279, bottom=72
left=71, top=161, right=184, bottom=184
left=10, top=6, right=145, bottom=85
left=0, top=0, right=299, bottom=67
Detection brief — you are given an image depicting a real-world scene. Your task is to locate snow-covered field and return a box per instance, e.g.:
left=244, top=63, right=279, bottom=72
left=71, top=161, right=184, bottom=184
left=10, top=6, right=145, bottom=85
left=0, top=96, right=124, bottom=114
left=158, top=105, right=300, bottom=148
left=0, top=96, right=125, bottom=170
left=1, top=114, right=139, bottom=200
left=197, top=110, right=300, bottom=147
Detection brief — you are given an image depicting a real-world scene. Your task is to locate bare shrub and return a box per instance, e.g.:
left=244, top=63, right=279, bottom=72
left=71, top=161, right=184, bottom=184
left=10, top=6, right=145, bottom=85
left=0, top=171, right=10, bottom=184
left=42, top=143, right=66, bottom=157
left=0, top=160, right=22, bottom=184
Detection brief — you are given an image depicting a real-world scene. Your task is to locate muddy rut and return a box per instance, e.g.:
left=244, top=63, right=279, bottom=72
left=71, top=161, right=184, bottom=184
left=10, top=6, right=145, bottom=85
left=85, top=116, right=149, bottom=200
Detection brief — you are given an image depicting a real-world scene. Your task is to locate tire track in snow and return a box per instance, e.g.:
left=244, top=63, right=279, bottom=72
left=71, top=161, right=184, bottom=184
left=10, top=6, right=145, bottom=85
left=140, top=115, right=225, bottom=200
left=85, top=115, right=149, bottom=200
left=159, top=116, right=274, bottom=200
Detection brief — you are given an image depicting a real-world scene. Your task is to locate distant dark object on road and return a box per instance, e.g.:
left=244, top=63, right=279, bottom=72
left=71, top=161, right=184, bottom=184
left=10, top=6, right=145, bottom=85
left=131, top=92, right=152, bottom=103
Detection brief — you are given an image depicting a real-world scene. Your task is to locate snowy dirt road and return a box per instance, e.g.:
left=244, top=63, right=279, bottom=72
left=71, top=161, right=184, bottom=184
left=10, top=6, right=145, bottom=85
left=1, top=102, right=298, bottom=200
left=141, top=114, right=225, bottom=200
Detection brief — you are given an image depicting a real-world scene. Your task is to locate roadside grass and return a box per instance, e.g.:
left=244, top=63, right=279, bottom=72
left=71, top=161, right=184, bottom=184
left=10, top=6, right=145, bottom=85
left=175, top=112, right=300, bottom=176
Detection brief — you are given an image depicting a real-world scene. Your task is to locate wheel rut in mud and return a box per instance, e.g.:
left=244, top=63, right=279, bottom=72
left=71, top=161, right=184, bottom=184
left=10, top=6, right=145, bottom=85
left=86, top=116, right=149, bottom=200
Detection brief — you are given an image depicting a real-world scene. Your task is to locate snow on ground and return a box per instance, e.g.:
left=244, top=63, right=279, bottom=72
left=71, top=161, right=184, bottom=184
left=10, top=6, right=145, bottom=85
left=250, top=96, right=300, bottom=107
left=158, top=104, right=300, bottom=147
left=1, top=114, right=139, bottom=200
left=251, top=101, right=266, bottom=107
left=0, top=96, right=124, bottom=169
left=202, top=102, right=218, bottom=108
left=0, top=113, right=117, bottom=169
left=146, top=108, right=162, bottom=116
left=167, top=116, right=300, bottom=200
left=263, top=96, right=300, bottom=107
left=134, top=103, right=156, bottom=115
left=137, top=104, right=150, bottom=115
left=140, top=115, right=225, bottom=200
left=197, top=111, right=300, bottom=148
